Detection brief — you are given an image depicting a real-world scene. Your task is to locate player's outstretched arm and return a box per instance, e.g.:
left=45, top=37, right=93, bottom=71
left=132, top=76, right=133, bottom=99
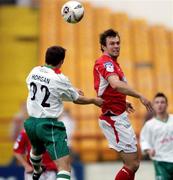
left=139, top=96, right=153, bottom=112
left=108, top=75, right=141, bottom=97
left=108, top=75, right=153, bottom=112
left=73, top=95, right=103, bottom=107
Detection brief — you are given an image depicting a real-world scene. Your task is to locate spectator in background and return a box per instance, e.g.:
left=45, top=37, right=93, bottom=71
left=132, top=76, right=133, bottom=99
left=140, top=92, right=173, bottom=180
left=13, top=129, right=57, bottom=180
left=59, top=109, right=84, bottom=180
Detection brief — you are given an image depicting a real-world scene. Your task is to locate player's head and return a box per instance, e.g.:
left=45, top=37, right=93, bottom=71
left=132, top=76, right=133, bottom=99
left=45, top=46, right=66, bottom=67
left=100, top=29, right=120, bottom=58
left=153, top=92, right=168, bottom=115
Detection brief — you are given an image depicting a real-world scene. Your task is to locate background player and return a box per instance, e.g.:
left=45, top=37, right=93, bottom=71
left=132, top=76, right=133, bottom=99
left=13, top=129, right=57, bottom=180
left=140, top=92, right=173, bottom=180
left=93, top=29, right=153, bottom=180
left=24, top=46, right=103, bottom=180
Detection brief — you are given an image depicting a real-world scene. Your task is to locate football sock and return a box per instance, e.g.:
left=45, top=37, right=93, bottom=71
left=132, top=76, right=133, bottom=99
left=30, top=151, right=42, bottom=173
left=115, top=166, right=135, bottom=180
left=57, top=170, right=71, bottom=180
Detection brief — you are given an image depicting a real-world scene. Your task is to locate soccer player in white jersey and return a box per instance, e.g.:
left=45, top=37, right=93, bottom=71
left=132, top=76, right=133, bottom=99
left=24, top=46, right=103, bottom=180
left=140, top=92, right=173, bottom=180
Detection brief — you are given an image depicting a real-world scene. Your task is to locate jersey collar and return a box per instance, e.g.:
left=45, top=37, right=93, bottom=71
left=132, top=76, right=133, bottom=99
left=155, top=114, right=169, bottom=123
left=103, top=52, right=117, bottom=62
left=44, top=64, right=61, bottom=74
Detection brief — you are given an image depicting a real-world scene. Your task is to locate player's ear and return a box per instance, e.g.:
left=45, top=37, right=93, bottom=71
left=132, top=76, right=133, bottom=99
left=60, top=59, right=64, bottom=65
left=101, top=44, right=106, bottom=52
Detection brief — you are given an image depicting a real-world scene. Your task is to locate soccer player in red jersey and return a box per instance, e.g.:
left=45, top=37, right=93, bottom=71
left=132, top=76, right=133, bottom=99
left=93, top=29, right=153, bottom=180
left=13, top=129, right=57, bottom=180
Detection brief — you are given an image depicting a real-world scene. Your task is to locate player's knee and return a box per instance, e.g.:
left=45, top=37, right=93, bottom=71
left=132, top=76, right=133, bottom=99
left=125, top=159, right=140, bottom=173
left=54, top=155, right=71, bottom=172
left=131, top=160, right=140, bottom=172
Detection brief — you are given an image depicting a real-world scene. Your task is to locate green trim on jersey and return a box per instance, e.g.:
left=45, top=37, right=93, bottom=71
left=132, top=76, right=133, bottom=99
left=57, top=174, right=70, bottom=179
left=44, top=64, right=54, bottom=69
left=24, top=117, right=69, bottom=160
left=155, top=114, right=169, bottom=123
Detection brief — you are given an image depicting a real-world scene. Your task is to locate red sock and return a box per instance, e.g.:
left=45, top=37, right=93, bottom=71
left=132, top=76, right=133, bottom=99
left=115, top=166, right=135, bottom=180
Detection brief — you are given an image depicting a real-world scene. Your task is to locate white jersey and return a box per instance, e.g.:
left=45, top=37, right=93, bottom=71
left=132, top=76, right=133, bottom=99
left=140, top=114, right=173, bottom=162
left=26, top=66, right=79, bottom=118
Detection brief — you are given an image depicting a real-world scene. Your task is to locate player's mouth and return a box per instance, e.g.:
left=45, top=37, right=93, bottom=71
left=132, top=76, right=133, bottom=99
left=113, top=50, right=119, bottom=54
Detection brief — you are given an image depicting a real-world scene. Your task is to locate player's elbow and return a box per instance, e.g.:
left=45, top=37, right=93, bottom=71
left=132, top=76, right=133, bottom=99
left=73, top=99, right=80, bottom=104
left=73, top=96, right=85, bottom=104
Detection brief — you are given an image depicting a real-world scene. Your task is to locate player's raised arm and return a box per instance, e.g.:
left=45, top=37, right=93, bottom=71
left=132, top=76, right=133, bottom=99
left=107, top=75, right=153, bottom=112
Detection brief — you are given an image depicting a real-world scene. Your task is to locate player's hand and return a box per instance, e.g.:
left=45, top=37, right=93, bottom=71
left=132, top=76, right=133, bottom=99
left=76, top=88, right=84, bottom=96
left=126, top=101, right=135, bottom=113
left=93, top=97, right=104, bottom=107
left=139, top=96, right=153, bottom=112
left=146, top=149, right=155, bottom=159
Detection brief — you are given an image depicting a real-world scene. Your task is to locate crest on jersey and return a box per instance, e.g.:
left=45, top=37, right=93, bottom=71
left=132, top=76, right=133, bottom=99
left=104, top=62, right=114, bottom=72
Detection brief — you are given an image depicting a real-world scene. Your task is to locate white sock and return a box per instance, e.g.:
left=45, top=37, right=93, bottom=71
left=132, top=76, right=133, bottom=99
left=57, top=170, right=71, bottom=180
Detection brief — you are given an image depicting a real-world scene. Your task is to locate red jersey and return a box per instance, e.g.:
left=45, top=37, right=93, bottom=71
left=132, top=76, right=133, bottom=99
left=93, top=54, right=127, bottom=115
left=13, top=129, right=57, bottom=171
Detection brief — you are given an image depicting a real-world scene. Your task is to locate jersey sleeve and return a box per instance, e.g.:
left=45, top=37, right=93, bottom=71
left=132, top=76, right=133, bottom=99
left=140, top=123, right=153, bottom=153
left=97, top=61, right=118, bottom=80
left=13, top=131, right=26, bottom=154
left=57, top=75, right=79, bottom=102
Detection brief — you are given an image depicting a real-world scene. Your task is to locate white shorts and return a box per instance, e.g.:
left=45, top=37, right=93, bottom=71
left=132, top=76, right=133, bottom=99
left=99, top=111, right=137, bottom=153
left=25, top=171, right=56, bottom=180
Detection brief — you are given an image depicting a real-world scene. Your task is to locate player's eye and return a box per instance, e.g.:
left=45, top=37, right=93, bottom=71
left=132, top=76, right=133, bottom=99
left=116, top=41, right=120, bottom=45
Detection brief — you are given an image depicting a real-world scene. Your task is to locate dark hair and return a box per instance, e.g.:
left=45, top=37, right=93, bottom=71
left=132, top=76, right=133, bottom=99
left=45, top=46, right=66, bottom=66
left=154, top=92, right=168, bottom=103
left=99, top=29, right=120, bottom=51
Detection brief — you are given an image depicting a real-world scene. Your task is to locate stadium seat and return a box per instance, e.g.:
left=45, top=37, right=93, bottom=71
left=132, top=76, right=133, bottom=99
left=79, top=139, right=99, bottom=162
left=0, top=142, right=13, bottom=165
left=93, top=8, right=112, bottom=59
left=150, top=26, right=173, bottom=112
left=76, top=119, right=103, bottom=139
left=0, top=6, right=38, bottom=117
left=39, top=0, right=60, bottom=63
left=130, top=20, right=155, bottom=115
